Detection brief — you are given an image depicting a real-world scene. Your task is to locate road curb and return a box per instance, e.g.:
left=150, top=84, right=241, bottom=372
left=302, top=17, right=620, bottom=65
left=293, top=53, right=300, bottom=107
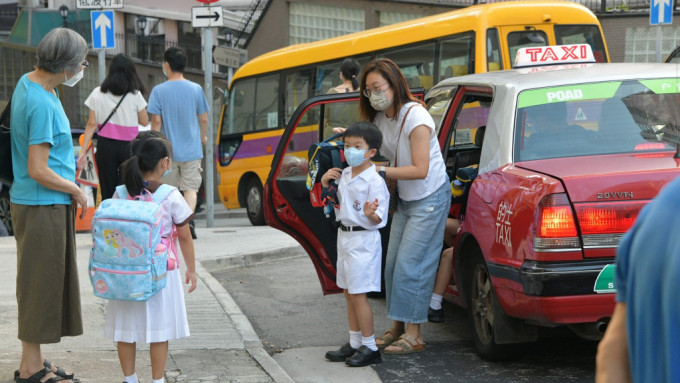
left=194, top=261, right=295, bottom=383
left=200, top=245, right=306, bottom=271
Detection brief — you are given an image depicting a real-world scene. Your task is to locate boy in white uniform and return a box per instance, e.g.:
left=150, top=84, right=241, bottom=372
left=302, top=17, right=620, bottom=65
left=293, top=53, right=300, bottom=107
left=320, top=121, right=389, bottom=367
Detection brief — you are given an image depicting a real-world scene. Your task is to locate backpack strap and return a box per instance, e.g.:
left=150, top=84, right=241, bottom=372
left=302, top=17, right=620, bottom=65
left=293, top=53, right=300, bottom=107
left=153, top=184, right=180, bottom=268
left=115, top=185, right=129, bottom=199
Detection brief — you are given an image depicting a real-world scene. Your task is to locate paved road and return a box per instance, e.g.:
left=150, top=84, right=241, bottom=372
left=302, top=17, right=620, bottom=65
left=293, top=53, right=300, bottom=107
left=211, top=253, right=599, bottom=383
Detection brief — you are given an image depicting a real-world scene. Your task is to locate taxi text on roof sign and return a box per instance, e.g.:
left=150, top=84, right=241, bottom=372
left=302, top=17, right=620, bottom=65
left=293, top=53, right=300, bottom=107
left=514, top=44, right=596, bottom=68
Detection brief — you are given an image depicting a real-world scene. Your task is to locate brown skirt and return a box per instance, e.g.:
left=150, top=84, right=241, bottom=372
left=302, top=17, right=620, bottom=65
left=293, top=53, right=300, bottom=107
left=13, top=203, right=83, bottom=344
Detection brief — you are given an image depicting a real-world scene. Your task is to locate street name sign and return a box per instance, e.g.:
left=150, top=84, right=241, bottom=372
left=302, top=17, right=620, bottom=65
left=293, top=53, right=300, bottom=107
left=213, top=46, right=241, bottom=68
left=91, top=10, right=115, bottom=49
left=192, top=6, right=224, bottom=28
left=76, top=0, right=124, bottom=9
left=650, top=0, right=673, bottom=25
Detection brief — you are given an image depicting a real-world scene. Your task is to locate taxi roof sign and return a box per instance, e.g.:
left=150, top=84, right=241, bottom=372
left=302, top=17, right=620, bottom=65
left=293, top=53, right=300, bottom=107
left=514, top=44, right=595, bottom=68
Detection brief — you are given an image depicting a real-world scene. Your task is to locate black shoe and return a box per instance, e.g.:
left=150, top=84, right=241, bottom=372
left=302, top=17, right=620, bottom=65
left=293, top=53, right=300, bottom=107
left=428, top=307, right=444, bottom=323
left=345, top=345, right=382, bottom=367
left=325, top=343, right=357, bottom=362
left=189, top=220, right=197, bottom=239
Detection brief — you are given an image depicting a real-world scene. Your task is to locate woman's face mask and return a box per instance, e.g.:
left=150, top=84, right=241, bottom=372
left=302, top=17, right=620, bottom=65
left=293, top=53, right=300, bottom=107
left=369, top=91, right=392, bottom=111
left=62, top=70, right=84, bottom=87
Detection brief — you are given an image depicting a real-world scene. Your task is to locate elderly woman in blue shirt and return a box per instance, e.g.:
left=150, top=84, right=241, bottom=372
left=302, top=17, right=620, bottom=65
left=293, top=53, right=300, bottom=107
left=11, top=28, right=88, bottom=383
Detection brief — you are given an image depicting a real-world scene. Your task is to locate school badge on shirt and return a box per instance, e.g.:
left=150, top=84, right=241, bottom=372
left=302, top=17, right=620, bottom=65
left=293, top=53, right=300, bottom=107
left=353, top=200, right=361, bottom=211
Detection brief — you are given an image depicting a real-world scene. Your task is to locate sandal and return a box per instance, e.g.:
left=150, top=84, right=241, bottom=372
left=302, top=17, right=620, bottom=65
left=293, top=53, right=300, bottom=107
left=15, top=360, right=75, bottom=381
left=383, top=334, right=426, bottom=355
left=15, top=367, right=68, bottom=383
left=376, top=329, right=403, bottom=349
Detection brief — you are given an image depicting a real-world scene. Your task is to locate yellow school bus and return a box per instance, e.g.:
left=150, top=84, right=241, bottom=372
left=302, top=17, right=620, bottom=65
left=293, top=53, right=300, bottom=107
left=217, top=1, right=609, bottom=225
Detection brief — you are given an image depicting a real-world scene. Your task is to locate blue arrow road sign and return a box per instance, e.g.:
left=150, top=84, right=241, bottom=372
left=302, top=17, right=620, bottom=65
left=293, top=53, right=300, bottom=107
left=650, top=0, right=673, bottom=25
left=91, top=10, right=115, bottom=49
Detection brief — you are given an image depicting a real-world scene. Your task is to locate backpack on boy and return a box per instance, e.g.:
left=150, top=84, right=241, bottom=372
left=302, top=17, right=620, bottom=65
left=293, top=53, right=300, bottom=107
left=88, top=184, right=177, bottom=302
left=306, top=132, right=347, bottom=216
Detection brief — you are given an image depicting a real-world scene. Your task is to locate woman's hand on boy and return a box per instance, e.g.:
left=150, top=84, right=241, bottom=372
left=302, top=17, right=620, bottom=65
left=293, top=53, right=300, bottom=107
left=321, top=167, right=342, bottom=187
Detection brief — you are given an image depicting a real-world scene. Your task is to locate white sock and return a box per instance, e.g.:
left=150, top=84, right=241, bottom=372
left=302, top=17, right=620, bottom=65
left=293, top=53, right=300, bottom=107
left=362, top=334, right=378, bottom=351
left=152, top=378, right=164, bottom=383
left=430, top=293, right=443, bottom=310
left=349, top=330, right=362, bottom=349
left=124, top=373, right=138, bottom=383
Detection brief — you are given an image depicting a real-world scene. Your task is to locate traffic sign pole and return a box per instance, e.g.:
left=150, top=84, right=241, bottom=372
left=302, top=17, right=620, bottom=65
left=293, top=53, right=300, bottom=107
left=204, top=15, right=215, bottom=228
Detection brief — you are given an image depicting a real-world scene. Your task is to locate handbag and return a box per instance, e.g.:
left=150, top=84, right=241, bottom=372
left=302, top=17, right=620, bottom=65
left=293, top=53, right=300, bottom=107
left=387, top=104, right=417, bottom=214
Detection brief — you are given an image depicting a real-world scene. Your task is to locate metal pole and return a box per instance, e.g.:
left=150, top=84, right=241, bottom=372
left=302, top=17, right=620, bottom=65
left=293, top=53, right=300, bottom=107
left=656, top=25, right=662, bottom=63
left=98, top=49, right=106, bottom=84
left=204, top=25, right=215, bottom=228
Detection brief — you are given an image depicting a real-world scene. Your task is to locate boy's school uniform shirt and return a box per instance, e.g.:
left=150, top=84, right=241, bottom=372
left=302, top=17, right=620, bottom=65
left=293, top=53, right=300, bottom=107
left=334, top=163, right=389, bottom=230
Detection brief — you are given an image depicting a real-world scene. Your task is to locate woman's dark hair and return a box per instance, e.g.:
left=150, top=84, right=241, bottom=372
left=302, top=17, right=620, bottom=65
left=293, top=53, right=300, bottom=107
left=121, top=136, right=171, bottom=197
left=344, top=121, right=382, bottom=151
left=340, top=58, right=361, bottom=91
left=358, top=58, right=424, bottom=122
left=164, top=47, right=187, bottom=73
left=101, top=54, right=148, bottom=96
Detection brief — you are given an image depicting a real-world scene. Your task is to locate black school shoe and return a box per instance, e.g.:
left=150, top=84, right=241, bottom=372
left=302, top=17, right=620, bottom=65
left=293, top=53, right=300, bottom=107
left=428, top=307, right=445, bottom=323
left=325, top=343, right=357, bottom=362
left=345, top=345, right=382, bottom=367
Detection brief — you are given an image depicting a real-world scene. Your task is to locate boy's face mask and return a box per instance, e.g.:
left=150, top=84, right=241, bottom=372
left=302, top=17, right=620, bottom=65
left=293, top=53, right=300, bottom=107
left=345, top=147, right=367, bottom=167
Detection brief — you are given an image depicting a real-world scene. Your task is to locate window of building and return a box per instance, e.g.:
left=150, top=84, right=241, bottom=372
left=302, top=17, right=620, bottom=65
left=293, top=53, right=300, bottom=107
left=624, top=25, right=680, bottom=62
left=379, top=11, right=424, bottom=27
left=289, top=3, right=364, bottom=44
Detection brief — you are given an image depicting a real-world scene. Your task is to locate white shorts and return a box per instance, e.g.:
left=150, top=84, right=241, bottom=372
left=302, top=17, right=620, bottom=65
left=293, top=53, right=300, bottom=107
left=336, top=229, right=382, bottom=294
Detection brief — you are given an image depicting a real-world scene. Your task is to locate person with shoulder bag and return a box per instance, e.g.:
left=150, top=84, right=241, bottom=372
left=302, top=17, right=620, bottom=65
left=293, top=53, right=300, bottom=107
left=359, top=58, right=450, bottom=355
left=79, top=53, right=149, bottom=201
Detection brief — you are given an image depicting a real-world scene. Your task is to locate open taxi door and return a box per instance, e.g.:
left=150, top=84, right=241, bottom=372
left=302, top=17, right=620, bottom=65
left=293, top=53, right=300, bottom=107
left=264, top=90, right=425, bottom=295
left=263, top=92, right=360, bottom=294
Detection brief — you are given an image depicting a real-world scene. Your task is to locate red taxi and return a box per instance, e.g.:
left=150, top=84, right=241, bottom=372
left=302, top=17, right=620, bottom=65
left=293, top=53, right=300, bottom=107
left=263, top=45, right=680, bottom=360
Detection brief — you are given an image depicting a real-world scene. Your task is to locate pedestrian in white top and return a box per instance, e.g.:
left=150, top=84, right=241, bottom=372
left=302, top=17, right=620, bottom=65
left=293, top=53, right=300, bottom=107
left=321, top=121, right=389, bottom=367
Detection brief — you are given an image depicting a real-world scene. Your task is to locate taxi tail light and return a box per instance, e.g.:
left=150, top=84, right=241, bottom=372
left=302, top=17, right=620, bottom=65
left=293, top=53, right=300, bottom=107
left=575, top=201, right=644, bottom=248
left=534, top=193, right=580, bottom=250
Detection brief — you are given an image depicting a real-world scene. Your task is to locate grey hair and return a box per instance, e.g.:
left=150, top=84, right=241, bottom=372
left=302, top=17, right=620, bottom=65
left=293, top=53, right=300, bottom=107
left=36, top=28, right=88, bottom=74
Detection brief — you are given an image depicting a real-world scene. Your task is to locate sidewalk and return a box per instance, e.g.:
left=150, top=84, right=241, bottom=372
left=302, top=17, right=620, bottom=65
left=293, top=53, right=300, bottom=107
left=0, top=205, right=303, bottom=383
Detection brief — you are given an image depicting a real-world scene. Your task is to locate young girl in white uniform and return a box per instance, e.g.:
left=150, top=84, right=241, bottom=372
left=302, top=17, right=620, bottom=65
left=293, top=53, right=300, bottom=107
left=105, top=132, right=197, bottom=383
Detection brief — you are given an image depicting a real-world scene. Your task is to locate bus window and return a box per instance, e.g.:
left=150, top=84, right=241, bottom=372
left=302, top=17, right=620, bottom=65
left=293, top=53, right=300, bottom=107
left=486, top=28, right=502, bottom=72
left=438, top=32, right=474, bottom=82
left=226, top=77, right=256, bottom=134
left=379, top=43, right=435, bottom=89
left=316, top=56, right=372, bottom=95
left=255, top=74, right=280, bottom=130
left=555, top=25, right=608, bottom=63
left=508, top=30, right=547, bottom=67
left=285, top=69, right=313, bottom=124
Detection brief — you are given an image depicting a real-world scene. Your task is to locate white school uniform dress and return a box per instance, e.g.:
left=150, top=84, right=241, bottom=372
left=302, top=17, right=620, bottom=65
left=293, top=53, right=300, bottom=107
left=334, top=163, right=389, bottom=294
left=104, top=186, right=193, bottom=343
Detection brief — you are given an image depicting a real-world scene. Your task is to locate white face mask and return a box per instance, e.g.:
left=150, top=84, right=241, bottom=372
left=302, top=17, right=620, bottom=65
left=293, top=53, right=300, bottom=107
left=62, top=69, right=84, bottom=87
left=369, top=92, right=393, bottom=111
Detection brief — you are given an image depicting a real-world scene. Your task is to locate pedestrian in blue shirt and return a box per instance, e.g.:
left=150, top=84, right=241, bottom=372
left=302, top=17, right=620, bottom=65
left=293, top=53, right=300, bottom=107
left=148, top=47, right=209, bottom=239
left=596, top=176, right=680, bottom=382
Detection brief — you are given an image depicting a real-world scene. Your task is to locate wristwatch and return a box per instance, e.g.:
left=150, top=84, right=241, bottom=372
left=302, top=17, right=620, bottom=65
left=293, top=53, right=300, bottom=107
left=379, top=166, right=386, bottom=178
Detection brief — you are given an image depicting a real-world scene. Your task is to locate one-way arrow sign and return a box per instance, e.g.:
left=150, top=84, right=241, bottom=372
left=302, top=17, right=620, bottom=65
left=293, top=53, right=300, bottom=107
left=192, top=6, right=224, bottom=28
left=650, top=0, right=673, bottom=25
left=91, top=10, right=115, bottom=49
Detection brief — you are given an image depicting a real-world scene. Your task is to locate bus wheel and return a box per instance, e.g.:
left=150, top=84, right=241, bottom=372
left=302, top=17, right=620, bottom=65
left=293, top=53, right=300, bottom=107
left=467, top=252, right=516, bottom=361
left=246, top=178, right=265, bottom=226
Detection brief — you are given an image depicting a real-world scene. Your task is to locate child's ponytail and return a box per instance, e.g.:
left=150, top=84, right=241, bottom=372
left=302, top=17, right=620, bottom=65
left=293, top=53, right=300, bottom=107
left=121, top=135, right=171, bottom=197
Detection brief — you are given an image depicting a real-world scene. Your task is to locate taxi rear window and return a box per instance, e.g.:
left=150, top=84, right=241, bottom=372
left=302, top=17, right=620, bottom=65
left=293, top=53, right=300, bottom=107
left=515, top=79, right=678, bottom=161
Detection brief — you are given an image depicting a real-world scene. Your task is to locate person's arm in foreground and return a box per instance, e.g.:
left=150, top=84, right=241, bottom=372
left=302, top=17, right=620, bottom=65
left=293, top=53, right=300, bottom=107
left=29, top=143, right=87, bottom=219
left=596, top=303, right=632, bottom=383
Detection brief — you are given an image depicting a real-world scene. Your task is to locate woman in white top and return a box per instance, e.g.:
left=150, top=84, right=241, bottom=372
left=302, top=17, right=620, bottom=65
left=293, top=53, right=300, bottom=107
left=358, top=58, right=450, bottom=355
left=79, top=53, right=149, bottom=200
